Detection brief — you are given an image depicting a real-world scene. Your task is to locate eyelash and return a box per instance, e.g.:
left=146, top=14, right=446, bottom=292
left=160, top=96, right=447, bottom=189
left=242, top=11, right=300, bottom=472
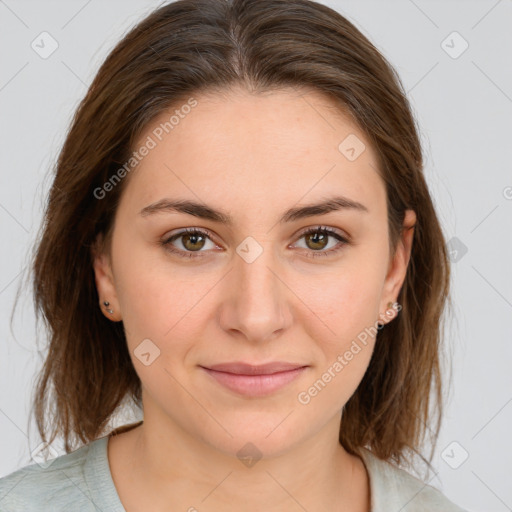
left=161, top=226, right=350, bottom=260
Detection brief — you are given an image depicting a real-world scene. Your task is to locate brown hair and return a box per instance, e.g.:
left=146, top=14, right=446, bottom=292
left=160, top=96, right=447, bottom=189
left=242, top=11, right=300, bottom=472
left=25, top=0, right=452, bottom=475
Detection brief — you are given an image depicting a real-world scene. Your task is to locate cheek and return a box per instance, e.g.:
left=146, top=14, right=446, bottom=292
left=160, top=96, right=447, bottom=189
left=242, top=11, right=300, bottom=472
left=296, top=284, right=379, bottom=414
left=113, top=227, right=187, bottom=328
left=118, top=268, right=207, bottom=353
left=301, top=262, right=385, bottom=344
left=111, top=234, right=176, bottom=350
left=292, top=262, right=384, bottom=407
left=112, top=236, right=220, bottom=374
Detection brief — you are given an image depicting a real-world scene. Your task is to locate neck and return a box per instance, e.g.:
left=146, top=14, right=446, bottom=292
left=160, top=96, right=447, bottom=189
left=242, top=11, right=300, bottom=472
left=111, top=414, right=369, bottom=512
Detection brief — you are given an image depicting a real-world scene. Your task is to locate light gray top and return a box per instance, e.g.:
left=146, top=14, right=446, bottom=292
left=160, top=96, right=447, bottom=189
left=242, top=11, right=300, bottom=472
left=0, top=435, right=467, bottom=511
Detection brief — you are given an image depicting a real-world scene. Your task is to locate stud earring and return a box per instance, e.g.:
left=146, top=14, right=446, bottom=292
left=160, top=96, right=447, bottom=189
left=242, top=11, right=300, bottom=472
left=378, top=302, right=398, bottom=329
left=103, top=300, right=114, bottom=314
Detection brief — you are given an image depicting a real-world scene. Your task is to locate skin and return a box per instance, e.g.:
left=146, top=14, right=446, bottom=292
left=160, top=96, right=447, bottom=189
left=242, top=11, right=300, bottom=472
left=93, top=86, right=416, bottom=512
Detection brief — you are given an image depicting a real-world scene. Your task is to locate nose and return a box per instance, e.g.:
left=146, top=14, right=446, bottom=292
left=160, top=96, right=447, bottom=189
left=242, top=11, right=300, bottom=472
left=218, top=241, right=292, bottom=344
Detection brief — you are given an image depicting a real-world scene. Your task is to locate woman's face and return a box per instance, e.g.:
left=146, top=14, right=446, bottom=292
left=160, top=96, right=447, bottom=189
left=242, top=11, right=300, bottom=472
left=93, top=86, right=415, bottom=457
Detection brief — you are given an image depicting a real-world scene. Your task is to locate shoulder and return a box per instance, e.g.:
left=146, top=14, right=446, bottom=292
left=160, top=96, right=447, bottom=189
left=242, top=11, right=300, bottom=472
left=357, top=447, right=467, bottom=512
left=0, top=437, right=108, bottom=512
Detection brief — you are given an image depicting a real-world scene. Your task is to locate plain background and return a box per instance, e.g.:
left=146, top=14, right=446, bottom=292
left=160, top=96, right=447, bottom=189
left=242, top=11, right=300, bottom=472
left=0, top=1, right=511, bottom=510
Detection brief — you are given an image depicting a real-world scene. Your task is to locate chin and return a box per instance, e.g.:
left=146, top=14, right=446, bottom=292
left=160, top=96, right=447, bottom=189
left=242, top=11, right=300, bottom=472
left=196, top=412, right=308, bottom=460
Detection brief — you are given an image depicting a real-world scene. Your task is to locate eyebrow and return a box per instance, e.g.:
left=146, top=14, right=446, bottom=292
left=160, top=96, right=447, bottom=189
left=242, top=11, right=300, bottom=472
left=139, top=195, right=369, bottom=224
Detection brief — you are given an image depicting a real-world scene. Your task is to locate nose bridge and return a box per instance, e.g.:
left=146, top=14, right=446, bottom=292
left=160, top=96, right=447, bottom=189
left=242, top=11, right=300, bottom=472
left=224, top=235, right=289, bottom=341
left=237, top=234, right=281, bottom=303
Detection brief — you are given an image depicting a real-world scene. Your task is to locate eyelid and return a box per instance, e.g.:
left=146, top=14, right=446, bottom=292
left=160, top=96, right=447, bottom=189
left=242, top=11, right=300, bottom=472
left=294, top=224, right=350, bottom=241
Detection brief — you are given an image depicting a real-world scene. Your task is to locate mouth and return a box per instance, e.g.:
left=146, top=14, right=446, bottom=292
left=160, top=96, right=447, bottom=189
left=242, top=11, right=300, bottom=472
left=199, top=361, right=309, bottom=397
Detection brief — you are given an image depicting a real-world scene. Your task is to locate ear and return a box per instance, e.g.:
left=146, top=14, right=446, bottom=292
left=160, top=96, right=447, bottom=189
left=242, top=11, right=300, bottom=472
left=91, top=233, right=122, bottom=322
left=378, top=209, right=416, bottom=325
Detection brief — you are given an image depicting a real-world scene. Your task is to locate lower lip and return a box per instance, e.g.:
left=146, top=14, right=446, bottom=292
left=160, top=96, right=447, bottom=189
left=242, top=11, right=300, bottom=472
left=201, top=367, right=308, bottom=397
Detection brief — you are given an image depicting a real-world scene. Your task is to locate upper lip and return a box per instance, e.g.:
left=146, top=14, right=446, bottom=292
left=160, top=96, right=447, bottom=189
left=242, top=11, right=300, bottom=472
left=201, top=362, right=308, bottom=375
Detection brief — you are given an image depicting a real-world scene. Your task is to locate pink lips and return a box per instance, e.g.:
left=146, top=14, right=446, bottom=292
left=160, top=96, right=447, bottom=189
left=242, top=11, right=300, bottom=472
left=200, top=362, right=308, bottom=397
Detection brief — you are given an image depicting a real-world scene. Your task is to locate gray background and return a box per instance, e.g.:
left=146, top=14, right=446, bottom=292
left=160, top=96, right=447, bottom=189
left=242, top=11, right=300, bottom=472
left=1, top=1, right=511, bottom=511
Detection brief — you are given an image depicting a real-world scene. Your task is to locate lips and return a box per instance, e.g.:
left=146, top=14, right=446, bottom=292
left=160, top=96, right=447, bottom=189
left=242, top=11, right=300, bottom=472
left=204, top=361, right=308, bottom=375
left=199, top=361, right=309, bottom=397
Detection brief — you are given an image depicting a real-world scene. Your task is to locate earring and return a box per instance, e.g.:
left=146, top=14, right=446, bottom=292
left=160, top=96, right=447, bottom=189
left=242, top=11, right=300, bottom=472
left=377, top=302, right=397, bottom=329
left=103, top=300, right=114, bottom=314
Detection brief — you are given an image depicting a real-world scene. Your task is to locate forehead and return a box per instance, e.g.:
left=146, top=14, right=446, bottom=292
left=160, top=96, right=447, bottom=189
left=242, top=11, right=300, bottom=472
left=119, top=87, right=385, bottom=219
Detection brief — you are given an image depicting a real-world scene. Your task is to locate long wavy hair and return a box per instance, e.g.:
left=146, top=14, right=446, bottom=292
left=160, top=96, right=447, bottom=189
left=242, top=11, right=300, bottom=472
left=24, top=0, right=452, bottom=476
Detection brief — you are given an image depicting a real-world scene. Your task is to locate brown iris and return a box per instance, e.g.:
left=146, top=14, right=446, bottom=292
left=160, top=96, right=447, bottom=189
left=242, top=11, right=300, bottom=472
left=304, top=231, right=328, bottom=251
left=181, top=232, right=206, bottom=251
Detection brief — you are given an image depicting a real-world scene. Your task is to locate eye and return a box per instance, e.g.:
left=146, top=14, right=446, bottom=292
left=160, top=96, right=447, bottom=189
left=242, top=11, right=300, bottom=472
left=292, top=226, right=350, bottom=259
left=161, top=226, right=350, bottom=260
left=161, top=228, right=218, bottom=259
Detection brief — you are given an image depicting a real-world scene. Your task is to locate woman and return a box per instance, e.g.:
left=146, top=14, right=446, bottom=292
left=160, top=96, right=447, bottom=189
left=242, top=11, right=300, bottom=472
left=0, top=0, right=466, bottom=510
